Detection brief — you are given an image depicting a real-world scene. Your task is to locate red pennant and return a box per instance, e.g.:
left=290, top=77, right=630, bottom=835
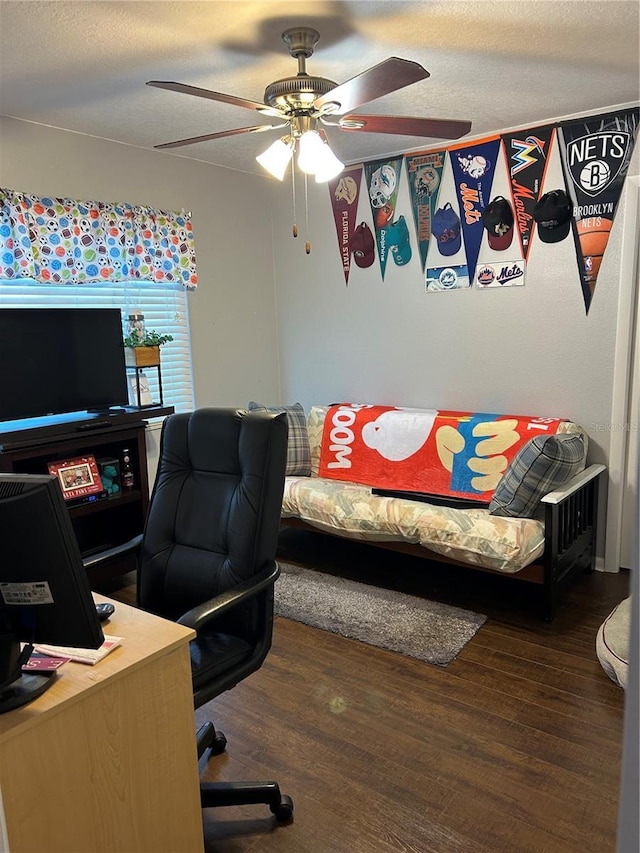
left=328, top=166, right=363, bottom=286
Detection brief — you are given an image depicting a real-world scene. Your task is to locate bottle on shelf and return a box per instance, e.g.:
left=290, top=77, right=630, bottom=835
left=126, top=309, right=145, bottom=344
left=121, top=447, right=135, bottom=490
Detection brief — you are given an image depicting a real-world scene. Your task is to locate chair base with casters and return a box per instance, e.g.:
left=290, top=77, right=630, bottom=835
left=197, top=721, right=294, bottom=822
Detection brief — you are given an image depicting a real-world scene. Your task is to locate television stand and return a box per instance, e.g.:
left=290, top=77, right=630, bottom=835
left=0, top=407, right=174, bottom=582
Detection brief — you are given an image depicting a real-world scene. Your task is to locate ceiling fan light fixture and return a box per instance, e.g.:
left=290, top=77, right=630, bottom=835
left=256, top=137, right=293, bottom=180
left=149, top=24, right=472, bottom=190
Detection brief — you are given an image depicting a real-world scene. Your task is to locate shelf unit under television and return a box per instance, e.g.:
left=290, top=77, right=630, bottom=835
left=0, top=406, right=174, bottom=583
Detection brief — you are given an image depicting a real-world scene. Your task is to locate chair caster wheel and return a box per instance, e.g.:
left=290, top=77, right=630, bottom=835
left=211, top=731, right=227, bottom=755
left=271, top=794, right=294, bottom=823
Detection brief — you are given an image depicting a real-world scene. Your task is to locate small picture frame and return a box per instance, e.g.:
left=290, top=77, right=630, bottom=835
left=47, top=455, right=104, bottom=501
left=128, top=371, right=153, bottom=407
left=97, top=457, right=122, bottom=497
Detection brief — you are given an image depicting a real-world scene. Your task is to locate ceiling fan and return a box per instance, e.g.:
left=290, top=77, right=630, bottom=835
left=148, top=26, right=472, bottom=182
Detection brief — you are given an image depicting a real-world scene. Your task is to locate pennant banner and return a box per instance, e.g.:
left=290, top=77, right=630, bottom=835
left=449, top=138, right=501, bottom=280
left=558, top=108, right=639, bottom=312
left=328, top=165, right=363, bottom=286
left=501, top=125, right=555, bottom=259
left=364, top=157, right=404, bottom=280
left=404, top=150, right=447, bottom=272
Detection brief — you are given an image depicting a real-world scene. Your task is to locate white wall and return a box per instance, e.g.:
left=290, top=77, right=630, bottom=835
left=0, top=116, right=281, bottom=409
left=270, top=107, right=639, bottom=479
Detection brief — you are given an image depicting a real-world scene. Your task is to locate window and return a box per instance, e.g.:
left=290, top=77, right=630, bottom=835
left=0, top=279, right=195, bottom=413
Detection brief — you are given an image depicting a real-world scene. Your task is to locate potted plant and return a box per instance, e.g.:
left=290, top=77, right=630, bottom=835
left=123, top=329, right=174, bottom=367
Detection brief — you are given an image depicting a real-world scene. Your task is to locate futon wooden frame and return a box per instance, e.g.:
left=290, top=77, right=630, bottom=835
left=282, top=464, right=606, bottom=621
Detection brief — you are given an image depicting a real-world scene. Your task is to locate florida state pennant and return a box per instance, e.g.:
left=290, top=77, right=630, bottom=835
left=501, top=125, right=555, bottom=259
left=328, top=165, right=363, bottom=286
left=558, top=108, right=639, bottom=313
left=448, top=137, right=500, bottom=281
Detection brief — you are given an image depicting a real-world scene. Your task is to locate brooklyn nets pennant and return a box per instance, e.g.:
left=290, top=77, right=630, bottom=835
left=558, top=108, right=639, bottom=313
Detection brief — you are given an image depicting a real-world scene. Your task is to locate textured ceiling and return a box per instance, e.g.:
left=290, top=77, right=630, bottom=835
left=1, top=1, right=638, bottom=177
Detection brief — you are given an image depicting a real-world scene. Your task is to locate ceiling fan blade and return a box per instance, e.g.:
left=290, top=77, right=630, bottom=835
left=335, top=114, right=472, bottom=140
left=314, top=58, right=429, bottom=116
left=154, top=123, right=287, bottom=150
left=146, top=81, right=283, bottom=117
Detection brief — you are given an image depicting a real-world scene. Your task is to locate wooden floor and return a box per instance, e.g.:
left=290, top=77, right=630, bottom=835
left=101, top=528, right=630, bottom=853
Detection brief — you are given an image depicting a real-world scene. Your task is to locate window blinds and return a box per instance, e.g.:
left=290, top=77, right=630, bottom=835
left=0, top=279, right=195, bottom=413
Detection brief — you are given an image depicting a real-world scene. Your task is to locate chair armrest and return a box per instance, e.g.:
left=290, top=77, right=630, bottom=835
left=540, top=464, right=606, bottom=505
left=82, top=534, right=143, bottom=570
left=177, top=561, right=281, bottom=632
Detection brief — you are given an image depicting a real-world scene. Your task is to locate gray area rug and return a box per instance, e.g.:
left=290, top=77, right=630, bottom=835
left=275, top=562, right=487, bottom=667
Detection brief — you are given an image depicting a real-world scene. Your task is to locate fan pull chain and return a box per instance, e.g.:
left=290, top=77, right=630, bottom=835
left=291, top=163, right=298, bottom=238
left=304, top=173, right=311, bottom=254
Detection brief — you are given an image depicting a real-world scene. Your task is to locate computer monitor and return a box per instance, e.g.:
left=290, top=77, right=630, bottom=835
left=0, top=473, right=105, bottom=713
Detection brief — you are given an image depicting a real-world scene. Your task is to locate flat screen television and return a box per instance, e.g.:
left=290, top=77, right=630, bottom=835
left=0, top=473, right=105, bottom=712
left=0, top=308, right=129, bottom=422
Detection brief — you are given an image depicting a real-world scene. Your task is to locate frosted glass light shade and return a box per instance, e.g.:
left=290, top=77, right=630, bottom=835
left=314, top=144, right=345, bottom=183
left=298, top=131, right=344, bottom=181
left=256, top=138, right=293, bottom=180
left=297, top=130, right=327, bottom=174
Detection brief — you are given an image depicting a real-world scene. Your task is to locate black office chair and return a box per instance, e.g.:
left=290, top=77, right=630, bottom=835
left=85, top=407, right=293, bottom=822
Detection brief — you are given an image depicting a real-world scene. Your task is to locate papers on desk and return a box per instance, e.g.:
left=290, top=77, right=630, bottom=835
left=22, top=652, right=71, bottom=671
left=33, top=636, right=123, bottom=665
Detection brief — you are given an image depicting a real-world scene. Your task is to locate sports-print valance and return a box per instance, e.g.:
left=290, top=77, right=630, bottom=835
left=0, top=188, right=197, bottom=287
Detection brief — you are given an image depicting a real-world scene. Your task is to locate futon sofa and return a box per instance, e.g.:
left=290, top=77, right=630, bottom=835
left=249, top=402, right=605, bottom=620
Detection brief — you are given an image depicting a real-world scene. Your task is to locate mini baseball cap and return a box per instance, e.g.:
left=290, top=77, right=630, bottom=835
left=386, top=216, right=412, bottom=266
left=351, top=221, right=375, bottom=268
left=533, top=190, right=572, bottom=243
left=482, top=196, right=514, bottom=251
left=432, top=203, right=461, bottom=256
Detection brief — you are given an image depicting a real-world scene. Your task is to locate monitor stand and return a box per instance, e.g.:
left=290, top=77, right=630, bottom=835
left=0, top=637, right=57, bottom=714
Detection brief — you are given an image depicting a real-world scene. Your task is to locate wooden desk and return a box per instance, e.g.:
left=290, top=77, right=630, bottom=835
left=0, top=596, right=204, bottom=852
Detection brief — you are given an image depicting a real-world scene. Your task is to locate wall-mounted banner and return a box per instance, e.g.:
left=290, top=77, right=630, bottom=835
left=448, top=137, right=500, bottom=280
left=404, top=150, right=447, bottom=272
left=364, top=157, right=404, bottom=280
left=328, top=165, right=363, bottom=286
left=426, top=264, right=470, bottom=292
left=475, top=260, right=526, bottom=288
left=501, top=125, right=555, bottom=259
left=558, top=107, right=639, bottom=313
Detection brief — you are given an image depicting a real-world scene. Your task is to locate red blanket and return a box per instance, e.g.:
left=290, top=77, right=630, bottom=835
left=318, top=404, right=566, bottom=501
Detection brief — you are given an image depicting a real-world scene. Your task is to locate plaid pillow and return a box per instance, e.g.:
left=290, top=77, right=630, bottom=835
left=248, top=402, right=311, bottom=476
left=489, top=433, right=585, bottom=518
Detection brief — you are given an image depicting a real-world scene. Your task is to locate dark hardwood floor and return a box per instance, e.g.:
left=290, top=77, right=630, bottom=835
left=100, top=528, right=630, bottom=853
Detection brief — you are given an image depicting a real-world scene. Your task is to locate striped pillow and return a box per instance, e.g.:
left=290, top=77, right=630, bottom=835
left=489, top=433, right=585, bottom=518
left=248, top=402, right=311, bottom=476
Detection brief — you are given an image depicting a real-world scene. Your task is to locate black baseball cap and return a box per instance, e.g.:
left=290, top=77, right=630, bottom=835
left=482, top=196, right=514, bottom=251
left=533, top=190, right=572, bottom=243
